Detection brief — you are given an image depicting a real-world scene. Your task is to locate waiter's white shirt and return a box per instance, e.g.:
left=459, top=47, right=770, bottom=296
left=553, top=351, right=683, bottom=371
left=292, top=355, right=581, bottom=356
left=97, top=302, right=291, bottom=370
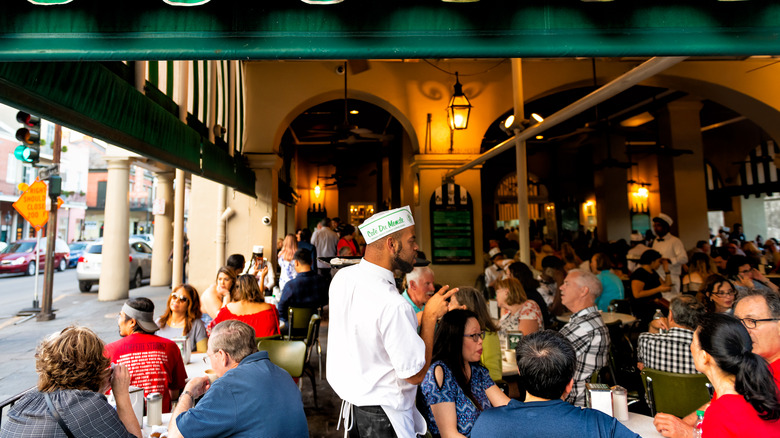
left=327, top=259, right=427, bottom=436
left=652, top=234, right=688, bottom=293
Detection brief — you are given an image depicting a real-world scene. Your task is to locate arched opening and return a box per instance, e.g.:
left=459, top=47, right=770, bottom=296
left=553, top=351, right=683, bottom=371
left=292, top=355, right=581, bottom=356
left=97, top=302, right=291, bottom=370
left=280, top=98, right=405, bottom=232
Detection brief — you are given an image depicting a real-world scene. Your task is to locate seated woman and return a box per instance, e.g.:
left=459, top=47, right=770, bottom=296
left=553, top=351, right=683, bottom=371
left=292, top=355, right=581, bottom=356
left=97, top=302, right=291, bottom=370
left=682, top=252, right=716, bottom=295
left=692, top=313, right=780, bottom=436
left=629, top=249, right=671, bottom=329
left=0, top=326, right=142, bottom=438
left=208, top=274, right=280, bottom=338
left=495, top=277, right=543, bottom=336
left=700, top=274, right=737, bottom=314
left=449, top=287, right=502, bottom=382
left=200, top=267, right=237, bottom=323
left=156, top=284, right=208, bottom=352
left=422, top=309, right=510, bottom=437
left=590, top=252, right=624, bottom=312
left=504, top=261, right=550, bottom=328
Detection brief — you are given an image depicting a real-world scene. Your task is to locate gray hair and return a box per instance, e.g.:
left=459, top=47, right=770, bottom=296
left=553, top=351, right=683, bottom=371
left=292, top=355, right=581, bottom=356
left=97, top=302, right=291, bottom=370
left=568, top=269, right=602, bottom=298
left=406, top=266, right=433, bottom=284
left=736, top=289, right=780, bottom=318
left=209, top=320, right=258, bottom=363
left=670, top=295, right=705, bottom=329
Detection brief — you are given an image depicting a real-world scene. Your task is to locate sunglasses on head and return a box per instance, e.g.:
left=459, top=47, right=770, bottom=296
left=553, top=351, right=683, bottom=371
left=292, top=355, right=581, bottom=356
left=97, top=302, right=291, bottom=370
left=171, top=293, right=189, bottom=303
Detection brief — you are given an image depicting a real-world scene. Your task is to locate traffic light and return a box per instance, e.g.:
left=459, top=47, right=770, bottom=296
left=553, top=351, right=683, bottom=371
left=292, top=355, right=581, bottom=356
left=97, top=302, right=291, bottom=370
left=14, top=111, right=40, bottom=164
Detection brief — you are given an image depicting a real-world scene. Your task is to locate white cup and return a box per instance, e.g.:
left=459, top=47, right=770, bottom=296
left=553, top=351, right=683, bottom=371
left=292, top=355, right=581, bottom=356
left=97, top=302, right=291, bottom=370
left=204, top=369, right=218, bottom=384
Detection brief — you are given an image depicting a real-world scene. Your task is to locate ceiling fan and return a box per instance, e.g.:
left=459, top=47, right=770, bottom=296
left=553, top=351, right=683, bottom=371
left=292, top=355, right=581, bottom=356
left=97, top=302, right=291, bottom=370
left=298, top=62, right=393, bottom=145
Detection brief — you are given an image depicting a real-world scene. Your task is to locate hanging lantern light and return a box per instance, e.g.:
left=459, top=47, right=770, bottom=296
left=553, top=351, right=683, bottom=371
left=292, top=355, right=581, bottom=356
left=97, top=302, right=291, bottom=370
left=447, top=72, right=472, bottom=130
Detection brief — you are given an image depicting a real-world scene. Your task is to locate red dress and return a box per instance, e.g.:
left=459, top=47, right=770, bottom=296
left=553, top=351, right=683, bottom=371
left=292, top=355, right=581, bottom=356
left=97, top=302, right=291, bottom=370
left=208, top=305, right=280, bottom=338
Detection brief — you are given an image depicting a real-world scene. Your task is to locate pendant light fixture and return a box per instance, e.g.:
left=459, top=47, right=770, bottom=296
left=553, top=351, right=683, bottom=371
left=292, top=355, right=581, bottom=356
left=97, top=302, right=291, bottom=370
left=447, top=72, right=472, bottom=130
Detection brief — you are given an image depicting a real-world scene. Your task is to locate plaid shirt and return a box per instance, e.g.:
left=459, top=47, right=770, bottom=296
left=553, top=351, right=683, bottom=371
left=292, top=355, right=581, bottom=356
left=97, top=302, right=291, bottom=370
left=559, top=306, right=610, bottom=407
left=637, top=327, right=700, bottom=374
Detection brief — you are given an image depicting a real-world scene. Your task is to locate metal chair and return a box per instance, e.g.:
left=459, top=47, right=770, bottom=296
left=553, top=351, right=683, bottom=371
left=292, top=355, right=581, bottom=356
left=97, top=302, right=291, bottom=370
left=257, top=338, right=318, bottom=407
left=641, top=368, right=711, bottom=417
left=287, top=307, right=317, bottom=340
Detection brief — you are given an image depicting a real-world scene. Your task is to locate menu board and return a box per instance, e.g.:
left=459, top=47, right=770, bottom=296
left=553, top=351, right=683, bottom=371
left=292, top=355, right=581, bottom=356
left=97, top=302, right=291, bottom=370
left=430, top=183, right=475, bottom=264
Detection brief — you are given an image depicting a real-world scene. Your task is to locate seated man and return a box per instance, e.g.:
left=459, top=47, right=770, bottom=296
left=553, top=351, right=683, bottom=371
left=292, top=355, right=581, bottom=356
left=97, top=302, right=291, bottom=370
left=104, top=297, right=187, bottom=413
left=558, top=269, right=609, bottom=407
left=168, top=320, right=308, bottom=438
left=402, top=266, right=435, bottom=325
left=277, top=248, right=329, bottom=326
left=471, top=330, right=639, bottom=438
left=637, top=295, right=704, bottom=374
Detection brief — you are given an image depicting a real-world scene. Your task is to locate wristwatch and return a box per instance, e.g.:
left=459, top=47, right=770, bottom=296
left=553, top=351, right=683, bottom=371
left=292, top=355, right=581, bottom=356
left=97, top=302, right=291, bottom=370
left=180, top=390, right=194, bottom=401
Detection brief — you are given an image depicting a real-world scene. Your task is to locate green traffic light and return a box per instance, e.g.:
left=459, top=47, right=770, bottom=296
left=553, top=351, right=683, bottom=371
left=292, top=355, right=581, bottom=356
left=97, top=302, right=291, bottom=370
left=14, top=144, right=39, bottom=163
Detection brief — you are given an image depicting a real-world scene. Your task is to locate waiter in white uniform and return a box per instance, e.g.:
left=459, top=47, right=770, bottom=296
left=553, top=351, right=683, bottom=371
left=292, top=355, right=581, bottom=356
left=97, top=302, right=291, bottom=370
left=651, top=213, right=688, bottom=294
left=327, top=206, right=455, bottom=437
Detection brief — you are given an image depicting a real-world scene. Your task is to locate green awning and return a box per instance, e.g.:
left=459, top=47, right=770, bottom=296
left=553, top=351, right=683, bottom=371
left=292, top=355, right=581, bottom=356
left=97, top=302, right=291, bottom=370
left=2, top=0, right=780, bottom=60
left=0, top=62, right=255, bottom=196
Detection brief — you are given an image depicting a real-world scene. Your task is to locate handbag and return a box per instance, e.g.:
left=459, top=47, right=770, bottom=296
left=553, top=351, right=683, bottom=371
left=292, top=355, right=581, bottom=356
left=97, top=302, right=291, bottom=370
left=44, top=392, right=76, bottom=438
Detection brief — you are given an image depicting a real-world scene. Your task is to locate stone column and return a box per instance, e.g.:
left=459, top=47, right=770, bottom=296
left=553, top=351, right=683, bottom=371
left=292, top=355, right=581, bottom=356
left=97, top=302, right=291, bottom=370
left=98, top=158, right=130, bottom=301
left=594, top=134, right=632, bottom=242
left=150, top=170, right=174, bottom=286
left=172, top=169, right=186, bottom=287
left=656, top=99, right=709, bottom=249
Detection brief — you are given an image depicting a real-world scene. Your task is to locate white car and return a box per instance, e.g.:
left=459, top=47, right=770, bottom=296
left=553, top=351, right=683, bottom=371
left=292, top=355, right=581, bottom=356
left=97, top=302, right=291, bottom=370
left=76, top=238, right=153, bottom=292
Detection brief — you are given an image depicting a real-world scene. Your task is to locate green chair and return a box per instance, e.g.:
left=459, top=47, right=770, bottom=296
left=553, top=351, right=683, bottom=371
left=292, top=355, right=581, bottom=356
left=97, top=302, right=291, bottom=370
left=287, top=307, right=317, bottom=340
left=255, top=334, right=282, bottom=349
left=640, top=368, right=711, bottom=417
left=257, top=338, right=318, bottom=407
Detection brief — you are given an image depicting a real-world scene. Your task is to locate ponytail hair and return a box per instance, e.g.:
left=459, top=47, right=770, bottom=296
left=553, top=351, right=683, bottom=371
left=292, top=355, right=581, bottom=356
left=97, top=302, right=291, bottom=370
left=697, top=313, right=780, bottom=421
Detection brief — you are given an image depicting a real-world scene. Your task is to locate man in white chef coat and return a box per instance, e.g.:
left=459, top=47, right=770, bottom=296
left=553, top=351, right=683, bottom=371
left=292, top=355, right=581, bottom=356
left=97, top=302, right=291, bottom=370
left=651, top=213, right=688, bottom=295
left=327, top=206, right=456, bottom=437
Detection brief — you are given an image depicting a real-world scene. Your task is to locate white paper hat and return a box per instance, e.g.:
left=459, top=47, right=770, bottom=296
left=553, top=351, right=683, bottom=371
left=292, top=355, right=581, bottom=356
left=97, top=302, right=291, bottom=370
left=653, top=213, right=673, bottom=227
left=358, top=206, right=415, bottom=245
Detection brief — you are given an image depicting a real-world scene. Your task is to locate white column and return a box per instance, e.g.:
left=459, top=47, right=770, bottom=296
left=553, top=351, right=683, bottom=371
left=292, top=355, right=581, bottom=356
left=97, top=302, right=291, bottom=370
left=150, top=170, right=174, bottom=286
left=98, top=158, right=130, bottom=301
left=511, top=58, right=531, bottom=265
left=172, top=169, right=186, bottom=287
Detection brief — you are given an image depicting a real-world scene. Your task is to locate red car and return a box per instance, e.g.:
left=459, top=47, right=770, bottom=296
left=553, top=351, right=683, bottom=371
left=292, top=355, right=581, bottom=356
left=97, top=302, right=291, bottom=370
left=0, top=238, right=70, bottom=276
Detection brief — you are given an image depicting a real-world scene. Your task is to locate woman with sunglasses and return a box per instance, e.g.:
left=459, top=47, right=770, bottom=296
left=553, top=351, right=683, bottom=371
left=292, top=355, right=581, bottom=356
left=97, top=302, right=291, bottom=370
left=701, top=274, right=737, bottom=314
left=687, top=313, right=780, bottom=436
left=421, top=309, right=510, bottom=437
left=157, top=284, right=208, bottom=352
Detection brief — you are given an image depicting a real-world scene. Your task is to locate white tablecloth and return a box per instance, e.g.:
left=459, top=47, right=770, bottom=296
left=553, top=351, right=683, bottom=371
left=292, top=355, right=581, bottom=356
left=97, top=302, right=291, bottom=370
left=622, top=412, right=663, bottom=437
left=185, top=353, right=211, bottom=378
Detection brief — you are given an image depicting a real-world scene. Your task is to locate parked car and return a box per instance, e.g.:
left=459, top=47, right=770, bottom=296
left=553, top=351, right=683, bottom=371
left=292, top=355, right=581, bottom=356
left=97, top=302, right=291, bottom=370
left=0, top=238, right=70, bottom=276
left=67, top=241, right=90, bottom=268
left=76, top=238, right=153, bottom=292
left=130, top=234, right=154, bottom=247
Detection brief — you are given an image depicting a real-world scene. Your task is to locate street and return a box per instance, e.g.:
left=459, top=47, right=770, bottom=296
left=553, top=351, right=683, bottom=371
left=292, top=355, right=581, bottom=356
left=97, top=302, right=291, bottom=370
left=0, top=269, right=80, bottom=319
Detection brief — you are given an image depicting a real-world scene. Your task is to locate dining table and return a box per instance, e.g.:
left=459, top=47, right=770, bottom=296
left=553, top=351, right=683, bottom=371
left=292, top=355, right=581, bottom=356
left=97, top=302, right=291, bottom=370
left=621, top=412, right=663, bottom=437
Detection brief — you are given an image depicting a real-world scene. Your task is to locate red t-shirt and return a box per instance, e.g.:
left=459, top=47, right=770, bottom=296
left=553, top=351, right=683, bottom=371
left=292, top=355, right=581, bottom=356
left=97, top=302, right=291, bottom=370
left=104, top=333, right=187, bottom=413
left=209, top=306, right=280, bottom=338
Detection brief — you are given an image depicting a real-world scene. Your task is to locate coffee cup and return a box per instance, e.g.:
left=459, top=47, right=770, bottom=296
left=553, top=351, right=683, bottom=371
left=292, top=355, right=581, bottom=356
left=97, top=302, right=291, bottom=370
left=204, top=369, right=218, bottom=384
left=503, top=350, right=515, bottom=364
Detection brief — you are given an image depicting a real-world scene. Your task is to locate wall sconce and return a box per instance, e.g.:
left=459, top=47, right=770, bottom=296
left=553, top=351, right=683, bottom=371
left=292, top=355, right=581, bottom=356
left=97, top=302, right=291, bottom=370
left=629, top=182, right=650, bottom=213
left=448, top=72, right=472, bottom=130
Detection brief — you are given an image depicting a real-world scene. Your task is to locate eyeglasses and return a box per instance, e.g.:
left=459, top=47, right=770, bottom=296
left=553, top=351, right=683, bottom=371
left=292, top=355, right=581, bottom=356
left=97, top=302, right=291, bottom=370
left=171, top=293, right=189, bottom=303
left=739, top=317, right=780, bottom=329
left=463, top=331, right=486, bottom=342
left=711, top=290, right=736, bottom=297
left=738, top=269, right=752, bottom=275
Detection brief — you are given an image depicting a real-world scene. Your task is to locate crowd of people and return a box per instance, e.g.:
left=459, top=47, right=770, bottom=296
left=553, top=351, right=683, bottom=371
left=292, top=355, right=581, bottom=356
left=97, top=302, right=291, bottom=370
left=4, top=208, right=780, bottom=437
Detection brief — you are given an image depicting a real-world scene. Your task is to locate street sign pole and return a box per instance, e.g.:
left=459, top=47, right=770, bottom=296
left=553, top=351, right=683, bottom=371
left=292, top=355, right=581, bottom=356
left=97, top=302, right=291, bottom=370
left=38, top=124, right=61, bottom=322
left=32, top=230, right=40, bottom=309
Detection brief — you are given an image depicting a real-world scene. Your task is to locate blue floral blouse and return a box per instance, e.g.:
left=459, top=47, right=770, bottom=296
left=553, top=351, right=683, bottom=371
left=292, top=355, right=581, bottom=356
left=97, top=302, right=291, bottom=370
left=421, top=360, right=495, bottom=436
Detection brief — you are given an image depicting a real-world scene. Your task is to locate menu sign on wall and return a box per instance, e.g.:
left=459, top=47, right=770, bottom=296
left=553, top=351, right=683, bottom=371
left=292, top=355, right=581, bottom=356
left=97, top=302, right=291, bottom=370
left=430, top=183, right=474, bottom=264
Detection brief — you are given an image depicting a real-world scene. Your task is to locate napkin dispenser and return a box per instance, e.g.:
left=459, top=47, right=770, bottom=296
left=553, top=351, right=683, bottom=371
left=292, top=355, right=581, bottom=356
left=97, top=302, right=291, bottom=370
left=173, top=336, right=190, bottom=364
left=108, top=385, right=144, bottom=428
left=586, top=383, right=613, bottom=417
